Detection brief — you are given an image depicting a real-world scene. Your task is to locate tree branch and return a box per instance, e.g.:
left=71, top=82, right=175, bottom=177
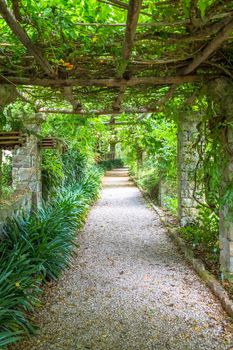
left=62, top=87, right=82, bottom=111
left=12, top=0, right=21, bottom=21
left=0, top=0, right=55, bottom=77
left=182, top=16, right=233, bottom=75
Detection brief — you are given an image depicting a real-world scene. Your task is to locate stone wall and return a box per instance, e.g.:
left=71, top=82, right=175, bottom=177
left=0, top=191, right=32, bottom=235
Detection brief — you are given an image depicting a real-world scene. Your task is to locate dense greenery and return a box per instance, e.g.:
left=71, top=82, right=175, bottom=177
left=120, top=115, right=177, bottom=213
left=0, top=154, right=103, bottom=348
left=0, top=0, right=233, bottom=346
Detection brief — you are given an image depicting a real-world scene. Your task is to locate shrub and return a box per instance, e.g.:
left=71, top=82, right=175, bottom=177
left=98, top=158, right=124, bottom=171
left=0, top=164, right=102, bottom=348
left=179, top=207, right=219, bottom=268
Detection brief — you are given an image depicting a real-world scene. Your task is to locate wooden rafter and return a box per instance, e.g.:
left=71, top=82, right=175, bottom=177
left=0, top=0, right=231, bottom=115
left=113, top=0, right=142, bottom=112
left=72, top=12, right=233, bottom=28
left=38, top=107, right=160, bottom=116
left=0, top=0, right=55, bottom=77
left=97, top=0, right=152, bottom=18
left=121, top=0, right=142, bottom=71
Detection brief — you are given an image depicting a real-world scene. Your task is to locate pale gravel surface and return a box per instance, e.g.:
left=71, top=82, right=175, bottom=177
left=13, top=169, right=233, bottom=350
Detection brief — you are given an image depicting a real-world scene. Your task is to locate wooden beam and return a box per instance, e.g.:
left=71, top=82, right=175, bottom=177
left=113, top=0, right=142, bottom=111
left=0, top=0, right=55, bottom=77
left=38, top=107, right=159, bottom=116
left=122, top=0, right=142, bottom=67
left=72, top=13, right=233, bottom=28
left=0, top=75, right=203, bottom=87
left=73, top=20, right=189, bottom=27
left=182, top=16, right=233, bottom=75
left=104, top=121, right=143, bottom=125
left=62, top=86, right=82, bottom=111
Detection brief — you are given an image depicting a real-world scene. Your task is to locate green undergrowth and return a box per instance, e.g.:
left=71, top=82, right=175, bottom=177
left=178, top=207, right=220, bottom=274
left=178, top=208, right=233, bottom=298
left=133, top=168, right=178, bottom=215
left=0, top=165, right=102, bottom=349
left=98, top=158, right=124, bottom=171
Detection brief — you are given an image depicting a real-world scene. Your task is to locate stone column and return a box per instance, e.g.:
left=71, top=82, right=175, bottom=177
left=12, top=114, right=43, bottom=209
left=177, top=112, right=199, bottom=226
left=0, top=85, right=18, bottom=198
left=208, top=78, right=233, bottom=274
left=109, top=141, right=116, bottom=160
left=158, top=179, right=166, bottom=207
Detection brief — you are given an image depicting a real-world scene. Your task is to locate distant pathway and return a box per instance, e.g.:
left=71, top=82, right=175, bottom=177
left=14, top=169, right=233, bottom=350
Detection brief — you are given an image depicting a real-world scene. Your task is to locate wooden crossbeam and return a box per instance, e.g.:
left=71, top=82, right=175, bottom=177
left=104, top=121, right=143, bottom=125
left=38, top=107, right=164, bottom=116
left=0, top=0, right=55, bottom=77
left=0, top=75, right=203, bottom=87
left=73, top=21, right=189, bottom=27
left=72, top=12, right=232, bottom=27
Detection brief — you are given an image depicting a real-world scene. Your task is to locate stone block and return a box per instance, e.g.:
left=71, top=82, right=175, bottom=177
left=13, top=155, right=32, bottom=168
left=17, top=168, right=37, bottom=182
left=227, top=223, right=233, bottom=241
left=229, top=256, right=233, bottom=273
left=229, top=241, right=233, bottom=256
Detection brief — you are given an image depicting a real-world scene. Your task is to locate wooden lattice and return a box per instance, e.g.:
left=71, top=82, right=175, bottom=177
left=38, top=138, right=58, bottom=149
left=0, top=1, right=232, bottom=120
left=0, top=132, right=27, bottom=150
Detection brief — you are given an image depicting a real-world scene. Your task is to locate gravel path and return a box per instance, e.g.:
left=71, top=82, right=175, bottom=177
left=13, top=169, right=233, bottom=350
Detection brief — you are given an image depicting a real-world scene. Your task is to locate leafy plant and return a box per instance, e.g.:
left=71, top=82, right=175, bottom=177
left=0, top=162, right=102, bottom=348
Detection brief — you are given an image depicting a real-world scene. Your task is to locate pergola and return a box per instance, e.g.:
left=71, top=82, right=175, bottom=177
left=0, top=0, right=233, bottom=274
left=0, top=0, right=232, bottom=117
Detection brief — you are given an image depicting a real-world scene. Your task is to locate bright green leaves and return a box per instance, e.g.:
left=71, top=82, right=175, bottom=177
left=183, top=0, right=217, bottom=18
left=183, top=0, right=191, bottom=18
left=197, top=0, right=215, bottom=17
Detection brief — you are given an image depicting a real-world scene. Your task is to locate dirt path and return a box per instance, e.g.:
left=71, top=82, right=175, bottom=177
left=14, top=169, right=233, bottom=350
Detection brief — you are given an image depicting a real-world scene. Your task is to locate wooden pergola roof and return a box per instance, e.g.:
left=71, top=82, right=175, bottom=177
left=0, top=0, right=233, bottom=118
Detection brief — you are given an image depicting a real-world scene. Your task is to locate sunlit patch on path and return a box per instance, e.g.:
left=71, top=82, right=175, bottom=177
left=13, top=169, right=233, bottom=350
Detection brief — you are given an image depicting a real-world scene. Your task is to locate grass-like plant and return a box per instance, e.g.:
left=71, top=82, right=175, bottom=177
left=0, top=164, right=102, bottom=349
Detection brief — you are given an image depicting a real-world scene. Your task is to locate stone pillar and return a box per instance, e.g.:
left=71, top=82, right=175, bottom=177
left=109, top=141, right=116, bottom=160
left=177, top=113, right=199, bottom=226
left=208, top=78, right=233, bottom=274
left=12, top=114, right=43, bottom=209
left=158, top=180, right=166, bottom=207
left=219, top=116, right=233, bottom=274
